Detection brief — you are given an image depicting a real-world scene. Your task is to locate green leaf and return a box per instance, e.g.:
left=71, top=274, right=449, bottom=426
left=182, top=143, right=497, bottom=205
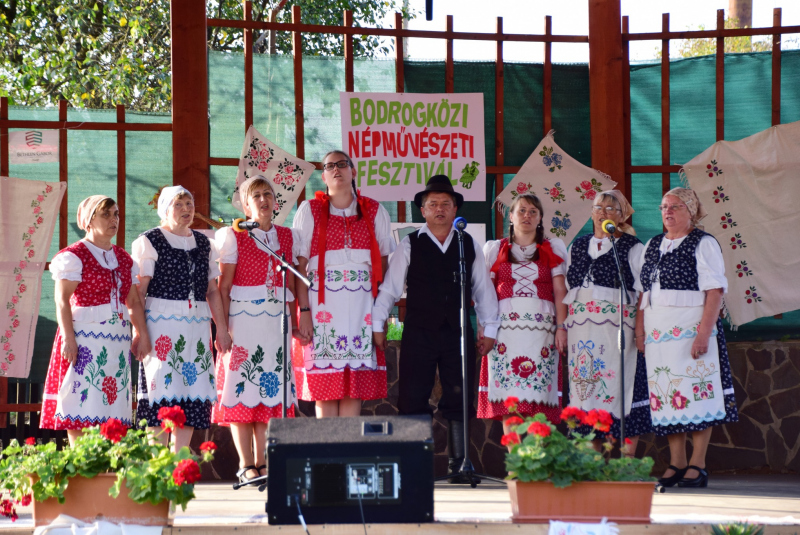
left=175, top=335, right=186, bottom=355
left=252, top=345, right=264, bottom=365
left=97, top=347, right=108, bottom=366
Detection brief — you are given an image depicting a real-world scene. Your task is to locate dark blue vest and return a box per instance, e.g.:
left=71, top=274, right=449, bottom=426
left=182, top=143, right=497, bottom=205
left=639, top=228, right=709, bottom=293
left=143, top=228, right=210, bottom=302
left=405, top=230, right=475, bottom=331
left=566, top=233, right=640, bottom=291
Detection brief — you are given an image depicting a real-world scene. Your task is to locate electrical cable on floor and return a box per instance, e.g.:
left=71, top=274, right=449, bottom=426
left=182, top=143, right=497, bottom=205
left=353, top=469, right=368, bottom=535
left=293, top=494, right=310, bottom=535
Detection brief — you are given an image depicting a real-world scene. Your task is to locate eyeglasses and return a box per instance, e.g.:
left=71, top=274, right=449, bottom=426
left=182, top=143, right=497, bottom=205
left=591, top=205, right=620, bottom=214
left=425, top=202, right=454, bottom=210
left=658, top=204, right=687, bottom=212
left=322, top=160, right=350, bottom=171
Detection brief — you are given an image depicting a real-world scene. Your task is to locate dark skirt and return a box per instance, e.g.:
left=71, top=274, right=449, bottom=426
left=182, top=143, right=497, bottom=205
left=572, top=352, right=654, bottom=439
left=136, top=365, right=212, bottom=429
left=654, top=319, right=738, bottom=437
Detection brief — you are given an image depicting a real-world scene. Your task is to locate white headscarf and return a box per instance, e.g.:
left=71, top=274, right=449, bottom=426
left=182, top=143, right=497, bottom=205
left=157, top=186, right=192, bottom=221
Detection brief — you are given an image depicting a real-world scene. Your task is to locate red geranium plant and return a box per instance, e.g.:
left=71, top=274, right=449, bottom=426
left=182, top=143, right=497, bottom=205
left=503, top=398, right=654, bottom=488
left=0, top=406, right=215, bottom=521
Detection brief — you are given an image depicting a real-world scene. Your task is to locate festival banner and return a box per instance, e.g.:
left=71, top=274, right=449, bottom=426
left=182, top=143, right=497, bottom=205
left=495, top=132, right=616, bottom=246
left=340, top=92, right=486, bottom=202
left=235, top=126, right=314, bottom=225
left=0, top=177, right=66, bottom=378
left=9, top=130, right=59, bottom=164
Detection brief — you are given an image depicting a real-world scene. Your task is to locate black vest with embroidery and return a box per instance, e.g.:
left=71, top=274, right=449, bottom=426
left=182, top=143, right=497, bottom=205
left=566, top=233, right=641, bottom=291
left=639, top=228, right=708, bottom=293
left=143, top=228, right=210, bottom=302
left=405, top=230, right=475, bottom=331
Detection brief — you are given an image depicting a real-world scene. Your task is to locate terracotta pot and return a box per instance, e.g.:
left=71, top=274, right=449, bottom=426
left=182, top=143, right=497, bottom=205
left=507, top=480, right=656, bottom=524
left=33, top=473, right=170, bottom=526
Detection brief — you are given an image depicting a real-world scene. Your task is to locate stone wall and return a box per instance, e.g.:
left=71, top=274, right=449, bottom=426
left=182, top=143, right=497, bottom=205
left=198, top=340, right=800, bottom=481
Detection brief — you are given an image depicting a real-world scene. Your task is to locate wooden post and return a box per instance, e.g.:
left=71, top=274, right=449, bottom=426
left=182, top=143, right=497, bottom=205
left=495, top=17, right=504, bottom=240
left=445, top=16, right=454, bottom=93
left=621, top=16, right=632, bottom=210
left=292, top=5, right=306, bottom=205
left=588, top=0, right=626, bottom=197
left=716, top=9, right=725, bottom=142
left=116, top=105, right=126, bottom=247
left=543, top=16, right=553, bottom=137
left=58, top=100, right=68, bottom=249
left=344, top=10, right=354, bottom=92
left=661, top=13, right=671, bottom=197
left=395, top=12, right=406, bottom=222
left=244, top=1, right=254, bottom=133
left=170, top=0, right=210, bottom=224
left=772, top=8, right=782, bottom=127
left=0, top=97, right=8, bottom=177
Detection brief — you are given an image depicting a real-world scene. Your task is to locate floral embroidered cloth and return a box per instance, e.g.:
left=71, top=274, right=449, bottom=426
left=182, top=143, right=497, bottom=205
left=495, top=132, right=616, bottom=245
left=0, top=177, right=66, bottom=378
left=682, top=121, right=800, bottom=327
left=235, top=126, right=314, bottom=225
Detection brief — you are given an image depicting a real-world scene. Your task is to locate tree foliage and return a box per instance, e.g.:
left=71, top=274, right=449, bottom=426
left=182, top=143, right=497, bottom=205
left=0, top=0, right=414, bottom=112
left=656, top=18, right=772, bottom=59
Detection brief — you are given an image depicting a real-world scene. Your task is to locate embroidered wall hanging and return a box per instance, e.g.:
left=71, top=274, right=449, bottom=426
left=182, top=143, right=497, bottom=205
left=0, top=177, right=66, bottom=378
left=494, top=132, right=616, bottom=246
left=235, top=125, right=314, bottom=225
left=682, top=121, right=800, bottom=327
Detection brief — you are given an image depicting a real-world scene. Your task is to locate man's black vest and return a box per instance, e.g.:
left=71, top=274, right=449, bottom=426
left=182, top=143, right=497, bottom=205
left=405, top=229, right=475, bottom=331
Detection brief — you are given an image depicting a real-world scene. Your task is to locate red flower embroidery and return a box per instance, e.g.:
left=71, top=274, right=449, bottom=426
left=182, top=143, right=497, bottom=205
left=102, top=376, right=118, bottom=405
left=364, top=313, right=372, bottom=326
left=18, top=284, right=26, bottom=293
left=671, top=390, right=688, bottom=410
left=511, top=356, right=536, bottom=378
left=496, top=343, right=507, bottom=355
left=580, top=180, right=592, bottom=190
left=172, top=459, right=202, bottom=485
left=528, top=421, right=551, bottom=437
left=549, top=187, right=559, bottom=197
left=46, top=185, right=53, bottom=193
left=229, top=345, right=248, bottom=371
left=585, top=189, right=597, bottom=200
left=27, top=250, right=34, bottom=258
left=100, top=418, right=128, bottom=443
left=649, top=393, right=661, bottom=411
left=516, top=182, right=528, bottom=194
left=155, top=335, right=172, bottom=361
left=316, top=310, right=333, bottom=324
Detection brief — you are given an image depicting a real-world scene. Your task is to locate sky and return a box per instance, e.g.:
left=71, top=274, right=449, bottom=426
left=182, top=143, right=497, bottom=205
left=384, top=0, right=800, bottom=63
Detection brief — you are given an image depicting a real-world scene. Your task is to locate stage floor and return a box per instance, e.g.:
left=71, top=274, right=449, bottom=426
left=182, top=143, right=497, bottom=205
left=1, top=475, right=798, bottom=533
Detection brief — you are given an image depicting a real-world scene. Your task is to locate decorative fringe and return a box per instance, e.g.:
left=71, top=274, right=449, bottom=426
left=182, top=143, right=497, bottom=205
left=678, top=167, right=690, bottom=187
left=722, top=298, right=739, bottom=331
left=493, top=196, right=509, bottom=216
left=545, top=129, right=556, bottom=138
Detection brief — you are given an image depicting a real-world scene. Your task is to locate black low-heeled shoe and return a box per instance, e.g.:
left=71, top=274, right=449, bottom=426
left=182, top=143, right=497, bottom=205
left=256, top=464, right=268, bottom=477
left=236, top=465, right=259, bottom=486
left=657, top=465, right=688, bottom=488
left=677, top=465, right=708, bottom=488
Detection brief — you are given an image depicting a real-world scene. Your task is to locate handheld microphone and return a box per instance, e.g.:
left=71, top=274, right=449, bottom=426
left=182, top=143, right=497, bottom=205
left=601, top=219, right=617, bottom=235
left=233, top=218, right=260, bottom=232
left=453, top=217, right=468, bottom=231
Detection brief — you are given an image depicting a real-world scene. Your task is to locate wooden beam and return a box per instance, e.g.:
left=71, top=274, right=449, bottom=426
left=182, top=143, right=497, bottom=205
left=495, top=17, right=504, bottom=240
left=0, top=97, right=8, bottom=177
left=445, top=15, right=454, bottom=93
left=588, top=0, right=626, bottom=197
left=292, top=5, right=306, bottom=205
left=543, top=16, right=552, bottom=137
left=58, top=100, right=68, bottom=250
left=661, top=13, right=671, bottom=197
left=716, top=9, right=725, bottom=142
left=772, top=8, right=782, bottom=127
left=344, top=10, right=354, bottom=92
left=171, top=0, right=210, bottom=225
left=621, top=16, right=632, bottom=201
left=116, top=105, right=126, bottom=248
left=244, top=1, right=253, bottom=133
left=395, top=12, right=406, bottom=223
left=625, top=25, right=800, bottom=41
left=0, top=120, right=170, bottom=131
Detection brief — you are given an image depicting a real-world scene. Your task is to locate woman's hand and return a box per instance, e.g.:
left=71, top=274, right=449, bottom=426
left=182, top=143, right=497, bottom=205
left=297, top=311, right=313, bottom=346
left=215, top=329, right=232, bottom=354
left=555, top=328, right=568, bottom=355
left=62, top=336, right=78, bottom=365
left=690, top=326, right=711, bottom=359
left=132, top=330, right=152, bottom=362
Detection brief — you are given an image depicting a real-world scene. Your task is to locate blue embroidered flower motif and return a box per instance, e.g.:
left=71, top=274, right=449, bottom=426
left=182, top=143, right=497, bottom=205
left=182, top=362, right=198, bottom=386
left=236, top=382, right=245, bottom=396
left=335, top=335, right=348, bottom=352
left=165, top=373, right=173, bottom=386
left=542, top=155, right=552, bottom=166
left=260, top=372, right=280, bottom=398
left=352, top=335, right=363, bottom=350
left=552, top=153, right=562, bottom=166
left=74, top=346, right=93, bottom=374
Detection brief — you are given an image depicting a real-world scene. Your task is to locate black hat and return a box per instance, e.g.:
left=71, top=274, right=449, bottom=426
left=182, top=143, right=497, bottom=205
left=413, top=174, right=464, bottom=209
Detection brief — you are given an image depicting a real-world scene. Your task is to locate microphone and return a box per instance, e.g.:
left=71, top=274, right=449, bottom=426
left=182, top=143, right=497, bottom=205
left=601, top=219, right=617, bottom=235
left=453, top=217, right=468, bottom=231
left=233, top=218, right=260, bottom=232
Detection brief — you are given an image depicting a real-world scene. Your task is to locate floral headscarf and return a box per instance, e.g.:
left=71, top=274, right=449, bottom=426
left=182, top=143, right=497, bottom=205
left=664, top=187, right=707, bottom=229
left=595, top=189, right=636, bottom=235
left=77, top=195, right=112, bottom=231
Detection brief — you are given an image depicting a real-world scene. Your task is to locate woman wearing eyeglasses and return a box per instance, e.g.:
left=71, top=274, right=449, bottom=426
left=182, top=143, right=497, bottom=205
left=634, top=187, right=738, bottom=489
left=563, top=190, right=652, bottom=454
left=292, top=150, right=395, bottom=417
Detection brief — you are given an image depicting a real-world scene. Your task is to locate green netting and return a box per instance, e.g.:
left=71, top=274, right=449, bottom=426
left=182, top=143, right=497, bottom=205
left=10, top=49, right=800, bottom=383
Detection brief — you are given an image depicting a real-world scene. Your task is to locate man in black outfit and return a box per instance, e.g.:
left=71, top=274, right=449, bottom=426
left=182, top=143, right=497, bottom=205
left=373, top=175, right=499, bottom=483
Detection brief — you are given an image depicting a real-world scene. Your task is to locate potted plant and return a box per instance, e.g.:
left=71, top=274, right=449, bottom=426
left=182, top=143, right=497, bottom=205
left=0, top=406, right=216, bottom=526
left=502, top=397, right=656, bottom=524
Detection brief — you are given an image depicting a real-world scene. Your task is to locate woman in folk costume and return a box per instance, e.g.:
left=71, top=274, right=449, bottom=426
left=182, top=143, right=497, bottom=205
left=213, top=175, right=301, bottom=485
left=41, top=196, right=151, bottom=444
left=293, top=150, right=395, bottom=417
left=478, top=193, right=569, bottom=435
left=132, top=186, right=231, bottom=452
left=635, top=187, right=738, bottom=488
left=563, top=190, right=652, bottom=452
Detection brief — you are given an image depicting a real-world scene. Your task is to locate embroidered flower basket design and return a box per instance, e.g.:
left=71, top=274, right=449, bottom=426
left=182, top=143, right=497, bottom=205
left=574, top=178, right=603, bottom=201
left=735, top=261, right=753, bottom=278
left=549, top=211, right=572, bottom=238
left=707, top=160, right=723, bottom=177
left=712, top=185, right=729, bottom=203
left=719, top=212, right=737, bottom=229
left=569, top=340, right=611, bottom=402
left=539, top=146, right=563, bottom=172
left=729, top=233, right=746, bottom=250
left=744, top=286, right=762, bottom=304
left=543, top=182, right=566, bottom=203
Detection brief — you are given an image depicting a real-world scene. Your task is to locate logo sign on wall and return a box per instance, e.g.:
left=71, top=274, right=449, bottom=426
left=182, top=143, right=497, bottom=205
left=9, top=130, right=59, bottom=164
left=340, top=92, right=486, bottom=202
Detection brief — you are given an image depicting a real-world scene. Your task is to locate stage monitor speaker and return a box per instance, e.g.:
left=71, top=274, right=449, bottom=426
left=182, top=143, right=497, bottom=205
left=266, top=415, right=434, bottom=525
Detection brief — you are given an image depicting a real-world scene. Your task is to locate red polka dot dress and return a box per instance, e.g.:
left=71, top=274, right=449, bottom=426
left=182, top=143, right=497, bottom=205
left=292, top=193, right=395, bottom=401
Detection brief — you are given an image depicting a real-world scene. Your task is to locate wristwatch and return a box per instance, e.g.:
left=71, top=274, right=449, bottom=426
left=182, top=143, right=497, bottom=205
left=556, top=323, right=567, bottom=331
left=299, top=307, right=311, bottom=312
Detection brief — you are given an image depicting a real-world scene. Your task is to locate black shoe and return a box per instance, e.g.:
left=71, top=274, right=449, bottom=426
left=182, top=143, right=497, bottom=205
left=657, top=465, right=688, bottom=488
left=677, top=465, right=708, bottom=488
left=257, top=464, right=267, bottom=477
left=236, top=465, right=259, bottom=486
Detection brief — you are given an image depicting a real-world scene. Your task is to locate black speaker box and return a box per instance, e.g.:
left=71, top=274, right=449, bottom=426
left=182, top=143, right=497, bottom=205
left=266, top=415, right=434, bottom=525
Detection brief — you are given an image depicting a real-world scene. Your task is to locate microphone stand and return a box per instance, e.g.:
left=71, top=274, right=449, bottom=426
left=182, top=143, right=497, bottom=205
left=433, top=221, right=504, bottom=488
left=231, top=226, right=312, bottom=491
left=606, top=229, right=630, bottom=447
